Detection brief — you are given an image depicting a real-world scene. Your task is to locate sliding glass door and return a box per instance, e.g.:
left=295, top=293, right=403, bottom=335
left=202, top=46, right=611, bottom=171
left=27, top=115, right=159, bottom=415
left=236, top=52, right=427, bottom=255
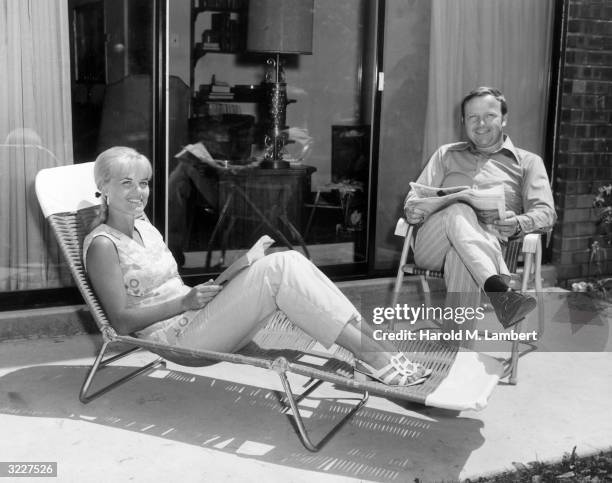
left=165, top=0, right=380, bottom=280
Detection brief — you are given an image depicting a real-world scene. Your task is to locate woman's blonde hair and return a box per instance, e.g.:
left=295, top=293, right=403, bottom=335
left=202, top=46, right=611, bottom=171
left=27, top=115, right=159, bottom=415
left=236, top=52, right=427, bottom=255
left=89, top=146, right=152, bottom=231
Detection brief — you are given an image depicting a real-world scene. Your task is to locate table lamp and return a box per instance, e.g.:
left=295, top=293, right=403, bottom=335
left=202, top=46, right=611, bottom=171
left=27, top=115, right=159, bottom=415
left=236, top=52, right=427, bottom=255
left=247, top=0, right=314, bottom=169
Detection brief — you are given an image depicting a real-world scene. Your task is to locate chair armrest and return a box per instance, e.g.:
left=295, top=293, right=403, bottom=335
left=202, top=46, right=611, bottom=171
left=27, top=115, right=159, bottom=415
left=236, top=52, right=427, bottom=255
left=394, top=217, right=410, bottom=237
left=521, top=233, right=541, bottom=254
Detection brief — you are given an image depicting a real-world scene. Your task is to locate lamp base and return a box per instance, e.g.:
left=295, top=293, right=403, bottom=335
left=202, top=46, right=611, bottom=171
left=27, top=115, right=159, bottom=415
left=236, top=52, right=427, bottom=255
left=260, top=159, right=290, bottom=169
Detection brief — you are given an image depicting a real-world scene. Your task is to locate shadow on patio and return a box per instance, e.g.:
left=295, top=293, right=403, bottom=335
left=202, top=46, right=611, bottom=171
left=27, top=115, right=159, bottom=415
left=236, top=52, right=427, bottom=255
left=0, top=363, right=485, bottom=482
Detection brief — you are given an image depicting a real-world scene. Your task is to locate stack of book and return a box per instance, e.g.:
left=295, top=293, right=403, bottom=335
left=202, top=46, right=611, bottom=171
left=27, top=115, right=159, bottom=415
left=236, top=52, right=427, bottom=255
left=208, top=83, right=233, bottom=100
left=196, top=0, right=246, bottom=9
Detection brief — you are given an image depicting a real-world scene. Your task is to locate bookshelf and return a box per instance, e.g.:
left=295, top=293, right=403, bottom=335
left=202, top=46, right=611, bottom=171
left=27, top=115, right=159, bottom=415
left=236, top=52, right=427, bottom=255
left=189, top=0, right=248, bottom=101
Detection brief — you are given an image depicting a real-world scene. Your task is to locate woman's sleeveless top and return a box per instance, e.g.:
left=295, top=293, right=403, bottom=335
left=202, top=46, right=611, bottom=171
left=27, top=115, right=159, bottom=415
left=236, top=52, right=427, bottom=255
left=83, top=219, right=193, bottom=343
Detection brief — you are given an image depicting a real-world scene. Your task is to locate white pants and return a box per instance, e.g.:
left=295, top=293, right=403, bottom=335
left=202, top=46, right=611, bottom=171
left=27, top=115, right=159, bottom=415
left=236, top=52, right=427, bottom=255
left=414, top=203, right=509, bottom=294
left=165, top=251, right=359, bottom=352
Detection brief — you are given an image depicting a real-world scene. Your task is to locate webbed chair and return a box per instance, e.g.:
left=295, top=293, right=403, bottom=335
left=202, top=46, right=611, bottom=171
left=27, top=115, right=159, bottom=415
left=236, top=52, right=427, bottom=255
left=35, top=162, right=505, bottom=452
left=392, top=218, right=544, bottom=384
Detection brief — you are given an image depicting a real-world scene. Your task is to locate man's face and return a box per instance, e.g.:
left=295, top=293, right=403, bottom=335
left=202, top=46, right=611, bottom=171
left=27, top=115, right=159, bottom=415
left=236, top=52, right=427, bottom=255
left=463, top=95, right=507, bottom=152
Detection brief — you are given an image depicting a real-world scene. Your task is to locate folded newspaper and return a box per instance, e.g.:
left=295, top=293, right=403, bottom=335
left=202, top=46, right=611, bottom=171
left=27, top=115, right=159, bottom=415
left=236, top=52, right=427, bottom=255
left=175, top=142, right=227, bottom=169
left=405, top=182, right=506, bottom=220
left=214, top=235, right=275, bottom=285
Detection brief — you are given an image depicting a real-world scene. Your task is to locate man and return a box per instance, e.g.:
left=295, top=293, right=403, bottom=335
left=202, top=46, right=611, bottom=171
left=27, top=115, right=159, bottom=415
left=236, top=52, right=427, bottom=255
left=404, top=86, right=556, bottom=328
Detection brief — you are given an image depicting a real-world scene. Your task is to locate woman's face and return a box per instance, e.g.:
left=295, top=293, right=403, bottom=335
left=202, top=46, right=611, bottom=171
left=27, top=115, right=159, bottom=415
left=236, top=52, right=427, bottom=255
left=105, top=158, right=151, bottom=218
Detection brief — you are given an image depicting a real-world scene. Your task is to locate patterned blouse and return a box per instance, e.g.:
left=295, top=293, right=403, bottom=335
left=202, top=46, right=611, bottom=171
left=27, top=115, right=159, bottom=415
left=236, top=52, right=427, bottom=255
left=83, top=218, right=196, bottom=344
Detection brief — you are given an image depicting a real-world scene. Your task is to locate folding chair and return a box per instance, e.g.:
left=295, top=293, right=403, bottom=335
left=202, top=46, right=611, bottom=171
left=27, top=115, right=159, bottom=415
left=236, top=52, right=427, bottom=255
left=35, top=162, right=506, bottom=452
left=391, top=218, right=544, bottom=385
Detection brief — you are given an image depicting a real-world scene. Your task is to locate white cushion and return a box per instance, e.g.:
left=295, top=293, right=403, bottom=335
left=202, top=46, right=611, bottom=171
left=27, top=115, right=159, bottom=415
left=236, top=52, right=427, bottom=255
left=424, top=351, right=504, bottom=411
left=35, top=162, right=99, bottom=217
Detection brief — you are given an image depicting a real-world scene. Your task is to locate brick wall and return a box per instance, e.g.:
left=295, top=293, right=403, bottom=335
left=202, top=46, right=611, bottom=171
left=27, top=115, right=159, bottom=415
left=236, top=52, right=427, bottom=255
left=553, top=0, right=612, bottom=283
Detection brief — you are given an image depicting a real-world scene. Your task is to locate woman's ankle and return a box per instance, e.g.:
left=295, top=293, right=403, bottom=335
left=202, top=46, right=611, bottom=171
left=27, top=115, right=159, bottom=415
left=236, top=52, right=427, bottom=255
left=336, top=316, right=403, bottom=368
left=358, top=352, right=391, bottom=370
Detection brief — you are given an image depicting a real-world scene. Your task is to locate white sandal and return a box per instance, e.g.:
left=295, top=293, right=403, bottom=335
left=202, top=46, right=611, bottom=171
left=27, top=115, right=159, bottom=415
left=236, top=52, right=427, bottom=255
left=355, top=354, right=432, bottom=386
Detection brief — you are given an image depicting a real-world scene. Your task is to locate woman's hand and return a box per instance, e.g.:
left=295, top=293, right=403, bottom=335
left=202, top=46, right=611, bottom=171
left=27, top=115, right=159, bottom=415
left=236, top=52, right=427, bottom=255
left=182, top=280, right=223, bottom=310
left=405, top=207, right=426, bottom=225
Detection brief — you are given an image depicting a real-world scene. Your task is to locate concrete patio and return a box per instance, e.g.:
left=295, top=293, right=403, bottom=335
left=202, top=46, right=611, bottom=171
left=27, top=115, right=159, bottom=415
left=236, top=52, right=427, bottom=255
left=0, top=279, right=611, bottom=482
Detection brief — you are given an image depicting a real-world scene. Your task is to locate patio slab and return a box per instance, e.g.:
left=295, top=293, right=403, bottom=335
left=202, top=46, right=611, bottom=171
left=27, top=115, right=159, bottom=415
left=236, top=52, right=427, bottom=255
left=0, top=281, right=610, bottom=482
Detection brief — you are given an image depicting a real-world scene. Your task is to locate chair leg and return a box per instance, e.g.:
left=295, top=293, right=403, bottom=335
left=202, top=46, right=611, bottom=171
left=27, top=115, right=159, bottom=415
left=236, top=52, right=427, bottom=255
left=273, top=357, right=369, bottom=452
left=506, top=253, right=534, bottom=384
left=534, top=240, right=543, bottom=292
left=390, top=267, right=406, bottom=330
left=507, top=321, right=521, bottom=385
left=534, top=239, right=545, bottom=337
left=304, top=190, right=322, bottom=240
left=521, top=253, right=534, bottom=293
left=503, top=321, right=537, bottom=385
left=206, top=191, right=235, bottom=269
left=420, top=275, right=432, bottom=309
left=505, top=248, right=543, bottom=385
left=79, top=341, right=164, bottom=404
left=279, top=213, right=311, bottom=259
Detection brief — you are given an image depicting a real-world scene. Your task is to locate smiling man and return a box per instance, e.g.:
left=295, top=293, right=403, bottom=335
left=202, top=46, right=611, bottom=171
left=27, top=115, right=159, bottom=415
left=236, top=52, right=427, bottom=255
left=403, top=86, right=556, bottom=329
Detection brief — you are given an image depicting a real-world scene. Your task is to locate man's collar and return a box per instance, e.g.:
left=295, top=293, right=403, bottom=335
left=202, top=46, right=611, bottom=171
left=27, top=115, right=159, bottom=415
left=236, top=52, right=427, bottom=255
left=448, top=135, right=520, bottom=163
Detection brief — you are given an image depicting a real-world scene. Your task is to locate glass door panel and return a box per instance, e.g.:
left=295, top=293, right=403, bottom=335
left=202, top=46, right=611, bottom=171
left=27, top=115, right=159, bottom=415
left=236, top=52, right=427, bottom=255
left=0, top=0, right=156, bottom=300
left=166, top=0, right=379, bottom=277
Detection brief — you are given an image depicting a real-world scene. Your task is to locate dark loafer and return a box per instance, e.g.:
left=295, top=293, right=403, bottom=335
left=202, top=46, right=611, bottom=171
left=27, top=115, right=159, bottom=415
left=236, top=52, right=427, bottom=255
left=488, top=290, right=537, bottom=329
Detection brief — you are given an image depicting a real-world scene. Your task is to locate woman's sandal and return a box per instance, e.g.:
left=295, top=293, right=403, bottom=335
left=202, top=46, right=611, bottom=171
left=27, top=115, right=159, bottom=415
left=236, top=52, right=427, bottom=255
left=355, top=353, right=432, bottom=386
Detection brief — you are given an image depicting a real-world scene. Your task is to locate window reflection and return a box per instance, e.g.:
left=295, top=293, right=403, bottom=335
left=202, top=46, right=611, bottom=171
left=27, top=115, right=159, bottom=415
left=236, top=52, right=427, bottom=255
left=168, top=0, right=375, bottom=274
left=1, top=2, right=74, bottom=292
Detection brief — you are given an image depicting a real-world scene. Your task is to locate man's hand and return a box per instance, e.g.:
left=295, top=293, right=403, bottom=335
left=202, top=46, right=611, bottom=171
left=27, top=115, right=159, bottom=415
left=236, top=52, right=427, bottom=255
left=493, top=210, right=522, bottom=237
left=405, top=207, right=426, bottom=225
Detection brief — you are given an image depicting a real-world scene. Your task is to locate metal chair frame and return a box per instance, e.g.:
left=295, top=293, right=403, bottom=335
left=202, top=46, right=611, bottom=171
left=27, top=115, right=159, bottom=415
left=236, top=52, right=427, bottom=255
left=391, top=220, right=544, bottom=384
left=35, top=162, right=510, bottom=452
left=78, top=333, right=369, bottom=452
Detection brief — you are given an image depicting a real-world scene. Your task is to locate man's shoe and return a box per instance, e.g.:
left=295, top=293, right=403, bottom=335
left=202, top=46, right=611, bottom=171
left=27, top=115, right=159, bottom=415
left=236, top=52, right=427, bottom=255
left=487, top=290, right=537, bottom=329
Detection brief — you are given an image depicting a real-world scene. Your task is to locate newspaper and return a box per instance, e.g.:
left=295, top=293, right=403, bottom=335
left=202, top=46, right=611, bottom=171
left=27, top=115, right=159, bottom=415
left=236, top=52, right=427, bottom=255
left=175, top=142, right=227, bottom=169
left=405, top=182, right=506, bottom=220
left=214, top=235, right=275, bottom=285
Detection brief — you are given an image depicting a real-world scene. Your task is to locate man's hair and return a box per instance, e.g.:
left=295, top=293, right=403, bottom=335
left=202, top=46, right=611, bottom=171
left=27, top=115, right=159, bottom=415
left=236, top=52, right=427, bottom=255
left=460, top=86, right=508, bottom=121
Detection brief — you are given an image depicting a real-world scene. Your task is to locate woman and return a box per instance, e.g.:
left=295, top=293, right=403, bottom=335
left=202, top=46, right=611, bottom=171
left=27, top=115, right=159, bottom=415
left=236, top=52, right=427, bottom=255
left=84, top=147, right=431, bottom=386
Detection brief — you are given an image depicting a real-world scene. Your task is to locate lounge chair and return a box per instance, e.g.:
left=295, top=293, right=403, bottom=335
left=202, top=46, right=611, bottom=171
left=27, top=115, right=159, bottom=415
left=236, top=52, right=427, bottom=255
left=35, top=162, right=504, bottom=452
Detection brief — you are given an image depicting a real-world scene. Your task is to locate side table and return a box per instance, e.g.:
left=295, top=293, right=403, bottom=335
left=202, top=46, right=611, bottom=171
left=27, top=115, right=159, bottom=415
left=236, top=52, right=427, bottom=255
left=206, top=164, right=316, bottom=266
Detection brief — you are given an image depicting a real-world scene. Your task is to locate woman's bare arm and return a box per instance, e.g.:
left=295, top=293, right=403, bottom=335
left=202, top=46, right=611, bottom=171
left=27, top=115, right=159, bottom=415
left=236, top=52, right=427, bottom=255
left=86, top=236, right=221, bottom=334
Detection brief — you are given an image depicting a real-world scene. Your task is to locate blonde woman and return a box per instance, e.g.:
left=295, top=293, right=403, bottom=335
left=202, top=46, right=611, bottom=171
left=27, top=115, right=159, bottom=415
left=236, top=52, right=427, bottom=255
left=84, top=146, right=431, bottom=386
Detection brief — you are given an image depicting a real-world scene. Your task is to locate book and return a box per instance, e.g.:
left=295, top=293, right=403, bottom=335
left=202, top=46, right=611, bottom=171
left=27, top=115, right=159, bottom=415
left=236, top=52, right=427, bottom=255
left=207, top=92, right=234, bottom=100
left=202, top=42, right=221, bottom=51
left=214, top=235, right=275, bottom=285
left=405, top=182, right=506, bottom=220
left=211, top=84, right=231, bottom=93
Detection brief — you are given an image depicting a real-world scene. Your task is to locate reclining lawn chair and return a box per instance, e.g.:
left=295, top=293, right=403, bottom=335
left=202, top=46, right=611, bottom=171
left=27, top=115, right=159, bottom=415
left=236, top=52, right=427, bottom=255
left=35, top=162, right=505, bottom=452
left=391, top=218, right=544, bottom=385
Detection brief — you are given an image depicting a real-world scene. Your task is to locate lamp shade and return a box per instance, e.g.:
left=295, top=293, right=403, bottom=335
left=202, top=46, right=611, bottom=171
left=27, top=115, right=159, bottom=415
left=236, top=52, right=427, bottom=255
left=247, top=0, right=314, bottom=54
